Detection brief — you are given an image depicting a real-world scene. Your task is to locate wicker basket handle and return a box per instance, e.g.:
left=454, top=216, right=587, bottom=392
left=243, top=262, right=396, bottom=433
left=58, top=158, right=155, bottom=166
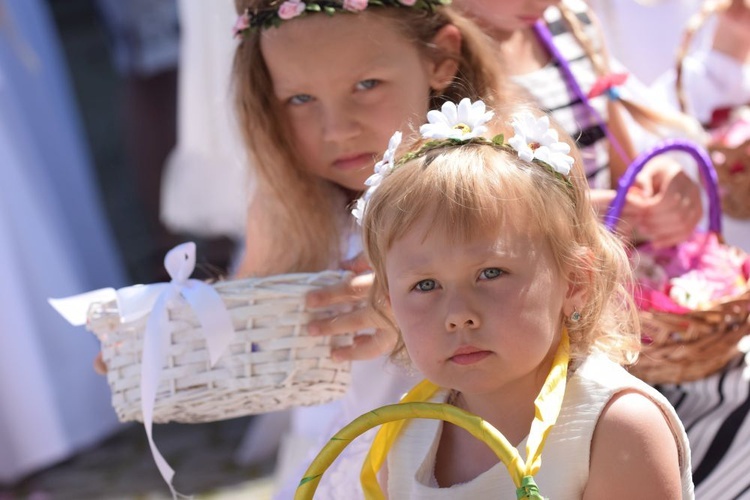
left=603, top=139, right=722, bottom=234
left=294, top=402, right=541, bottom=500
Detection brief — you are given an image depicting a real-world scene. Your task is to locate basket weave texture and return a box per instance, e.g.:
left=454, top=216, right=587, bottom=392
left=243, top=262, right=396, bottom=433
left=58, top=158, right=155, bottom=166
left=630, top=290, right=750, bottom=384
left=675, top=1, right=750, bottom=219
left=87, top=271, right=354, bottom=423
left=605, top=140, right=750, bottom=384
left=710, top=137, right=750, bottom=219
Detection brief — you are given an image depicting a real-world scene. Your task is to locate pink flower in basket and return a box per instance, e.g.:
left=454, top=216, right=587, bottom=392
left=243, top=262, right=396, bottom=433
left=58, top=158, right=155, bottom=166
left=711, top=107, right=750, bottom=147
left=633, top=232, right=750, bottom=312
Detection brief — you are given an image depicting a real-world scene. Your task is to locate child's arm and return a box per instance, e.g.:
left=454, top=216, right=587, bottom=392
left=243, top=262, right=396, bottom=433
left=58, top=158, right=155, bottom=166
left=588, top=187, right=646, bottom=244
left=583, top=390, right=683, bottom=499
left=234, top=196, right=294, bottom=277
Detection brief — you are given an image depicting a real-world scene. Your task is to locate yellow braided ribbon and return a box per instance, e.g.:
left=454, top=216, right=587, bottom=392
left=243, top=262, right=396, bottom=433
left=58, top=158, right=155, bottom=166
left=294, top=329, right=570, bottom=500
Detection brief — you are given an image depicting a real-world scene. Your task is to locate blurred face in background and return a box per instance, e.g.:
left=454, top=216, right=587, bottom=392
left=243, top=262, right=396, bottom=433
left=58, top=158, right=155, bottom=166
left=453, top=0, right=559, bottom=35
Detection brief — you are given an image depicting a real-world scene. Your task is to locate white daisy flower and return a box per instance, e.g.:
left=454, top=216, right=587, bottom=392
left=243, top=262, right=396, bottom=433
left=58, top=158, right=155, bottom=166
left=420, top=98, right=494, bottom=140
left=378, top=131, right=402, bottom=174
left=365, top=131, right=402, bottom=189
left=351, top=197, right=367, bottom=225
left=507, top=112, right=574, bottom=175
left=533, top=142, right=574, bottom=176
left=355, top=131, right=402, bottom=224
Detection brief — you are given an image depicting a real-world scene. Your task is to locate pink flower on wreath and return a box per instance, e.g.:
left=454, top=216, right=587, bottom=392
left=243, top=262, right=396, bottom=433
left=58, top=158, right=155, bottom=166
left=232, top=10, right=250, bottom=38
left=399, top=0, right=417, bottom=5
left=343, top=0, right=368, bottom=11
left=278, top=0, right=306, bottom=20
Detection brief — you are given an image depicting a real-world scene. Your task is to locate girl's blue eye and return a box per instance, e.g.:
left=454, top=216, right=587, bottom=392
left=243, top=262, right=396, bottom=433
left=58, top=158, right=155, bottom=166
left=414, top=279, right=436, bottom=292
left=480, top=268, right=503, bottom=280
left=356, top=79, right=379, bottom=91
left=288, top=94, right=313, bottom=105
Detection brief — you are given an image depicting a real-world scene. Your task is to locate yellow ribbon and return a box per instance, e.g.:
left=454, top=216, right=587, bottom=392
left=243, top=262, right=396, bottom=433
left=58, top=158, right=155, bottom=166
left=294, top=328, right=571, bottom=499
left=362, top=328, right=570, bottom=499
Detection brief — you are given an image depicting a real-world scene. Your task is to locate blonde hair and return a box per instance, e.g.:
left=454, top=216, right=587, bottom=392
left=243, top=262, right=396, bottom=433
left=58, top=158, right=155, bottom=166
left=362, top=116, right=641, bottom=367
left=232, top=0, right=526, bottom=274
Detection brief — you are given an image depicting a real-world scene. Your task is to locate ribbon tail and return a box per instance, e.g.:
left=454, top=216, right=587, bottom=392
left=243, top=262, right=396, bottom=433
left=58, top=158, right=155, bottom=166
left=361, top=379, right=441, bottom=498
left=525, top=328, right=570, bottom=476
left=141, top=294, right=180, bottom=498
left=183, top=280, right=235, bottom=366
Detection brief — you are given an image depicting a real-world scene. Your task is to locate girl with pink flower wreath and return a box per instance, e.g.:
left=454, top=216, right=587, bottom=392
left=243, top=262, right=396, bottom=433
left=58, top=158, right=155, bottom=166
left=228, top=0, right=541, bottom=497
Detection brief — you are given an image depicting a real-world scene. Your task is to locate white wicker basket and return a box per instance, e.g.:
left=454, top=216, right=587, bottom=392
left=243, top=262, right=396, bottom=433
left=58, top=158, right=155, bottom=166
left=86, top=270, right=354, bottom=423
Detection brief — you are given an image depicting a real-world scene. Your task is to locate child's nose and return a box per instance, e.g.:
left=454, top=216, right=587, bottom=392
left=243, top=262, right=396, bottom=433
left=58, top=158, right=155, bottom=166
left=447, top=317, right=477, bottom=330
left=445, top=295, right=481, bottom=331
left=322, top=103, right=360, bottom=142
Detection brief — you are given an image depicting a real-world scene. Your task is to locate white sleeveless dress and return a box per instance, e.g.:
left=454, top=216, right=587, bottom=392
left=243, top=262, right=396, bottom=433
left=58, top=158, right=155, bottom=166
left=387, top=353, right=694, bottom=499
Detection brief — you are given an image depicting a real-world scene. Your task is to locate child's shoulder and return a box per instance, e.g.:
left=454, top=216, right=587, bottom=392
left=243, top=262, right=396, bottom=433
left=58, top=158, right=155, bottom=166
left=568, top=353, right=686, bottom=447
left=585, top=390, right=689, bottom=498
left=570, top=353, right=694, bottom=499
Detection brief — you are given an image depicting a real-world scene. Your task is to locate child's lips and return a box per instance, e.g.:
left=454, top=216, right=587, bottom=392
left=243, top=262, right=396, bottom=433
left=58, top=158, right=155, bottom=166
left=517, top=14, right=543, bottom=24
left=333, top=152, right=375, bottom=171
left=450, top=346, right=492, bottom=366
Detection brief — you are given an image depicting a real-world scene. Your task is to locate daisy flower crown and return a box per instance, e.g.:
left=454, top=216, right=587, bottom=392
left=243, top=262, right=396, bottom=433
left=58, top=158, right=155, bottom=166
left=352, top=98, right=576, bottom=224
left=233, top=0, right=451, bottom=37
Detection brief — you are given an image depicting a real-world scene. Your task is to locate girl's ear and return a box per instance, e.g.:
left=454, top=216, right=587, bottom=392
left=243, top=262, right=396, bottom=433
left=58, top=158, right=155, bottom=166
left=427, top=24, right=462, bottom=93
left=562, top=258, right=592, bottom=318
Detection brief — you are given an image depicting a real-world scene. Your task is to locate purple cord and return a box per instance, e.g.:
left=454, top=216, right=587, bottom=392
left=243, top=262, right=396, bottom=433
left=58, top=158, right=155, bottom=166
left=603, top=139, right=722, bottom=234
left=532, top=22, right=721, bottom=237
left=532, top=21, right=632, bottom=166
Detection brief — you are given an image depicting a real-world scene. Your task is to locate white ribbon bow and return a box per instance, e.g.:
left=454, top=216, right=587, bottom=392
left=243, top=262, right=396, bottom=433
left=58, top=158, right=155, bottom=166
left=50, top=242, right=235, bottom=499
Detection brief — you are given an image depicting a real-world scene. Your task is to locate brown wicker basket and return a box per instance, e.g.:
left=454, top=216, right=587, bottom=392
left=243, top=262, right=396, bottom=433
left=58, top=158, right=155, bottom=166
left=87, top=270, right=355, bottom=423
left=632, top=290, right=750, bottom=384
left=604, top=140, right=750, bottom=384
left=675, top=0, right=750, bottom=219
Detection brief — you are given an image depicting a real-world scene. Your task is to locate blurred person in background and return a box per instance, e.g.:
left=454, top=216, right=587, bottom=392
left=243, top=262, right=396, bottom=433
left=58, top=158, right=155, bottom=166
left=94, top=0, right=238, bottom=281
left=93, top=0, right=181, bottom=281
left=0, top=0, right=127, bottom=485
left=159, top=0, right=249, bottom=272
left=587, top=0, right=750, bottom=250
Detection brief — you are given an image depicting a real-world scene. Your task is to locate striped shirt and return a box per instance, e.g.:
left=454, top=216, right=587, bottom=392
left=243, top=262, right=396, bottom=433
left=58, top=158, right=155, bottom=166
left=513, top=0, right=612, bottom=189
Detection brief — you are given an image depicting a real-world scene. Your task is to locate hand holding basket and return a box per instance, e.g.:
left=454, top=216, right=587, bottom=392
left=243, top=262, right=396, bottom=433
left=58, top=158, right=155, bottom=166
left=605, top=140, right=750, bottom=384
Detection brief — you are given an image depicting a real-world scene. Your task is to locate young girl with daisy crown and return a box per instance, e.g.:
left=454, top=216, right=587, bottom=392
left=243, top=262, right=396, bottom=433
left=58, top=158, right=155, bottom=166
left=449, top=2, right=750, bottom=497
left=353, top=99, right=694, bottom=498
left=229, top=0, right=531, bottom=497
